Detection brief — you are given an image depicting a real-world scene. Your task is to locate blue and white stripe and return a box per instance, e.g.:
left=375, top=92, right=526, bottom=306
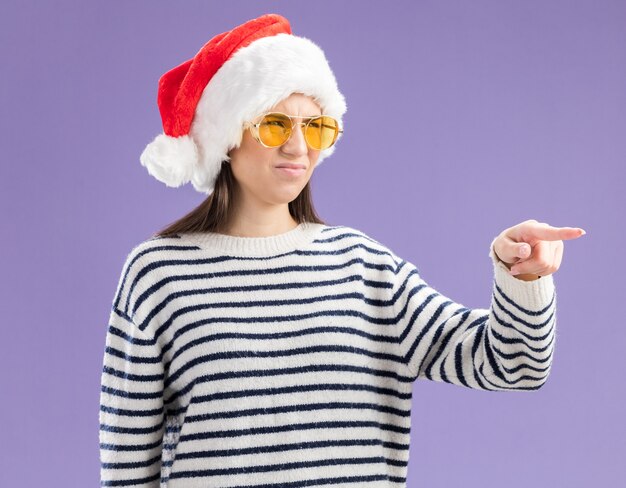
left=99, top=223, right=556, bottom=487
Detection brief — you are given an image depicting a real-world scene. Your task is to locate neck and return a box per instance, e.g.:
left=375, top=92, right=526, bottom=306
left=221, top=195, right=298, bottom=237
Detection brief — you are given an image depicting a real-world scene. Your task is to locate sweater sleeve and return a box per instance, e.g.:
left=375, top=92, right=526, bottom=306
left=392, top=237, right=557, bottom=391
left=99, top=306, right=165, bottom=486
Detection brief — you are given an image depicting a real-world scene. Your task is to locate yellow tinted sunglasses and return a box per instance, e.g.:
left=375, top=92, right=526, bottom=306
left=243, top=112, right=343, bottom=150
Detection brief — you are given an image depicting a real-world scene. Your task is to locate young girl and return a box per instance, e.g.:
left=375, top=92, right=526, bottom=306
left=99, top=13, right=584, bottom=488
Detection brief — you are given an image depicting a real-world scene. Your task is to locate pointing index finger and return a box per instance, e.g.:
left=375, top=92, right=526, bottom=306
left=525, top=224, right=586, bottom=241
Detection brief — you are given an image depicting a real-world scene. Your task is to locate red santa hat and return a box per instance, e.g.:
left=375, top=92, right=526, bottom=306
left=140, top=13, right=347, bottom=195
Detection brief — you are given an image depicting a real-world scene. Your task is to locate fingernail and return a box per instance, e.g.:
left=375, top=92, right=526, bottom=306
left=579, top=228, right=586, bottom=235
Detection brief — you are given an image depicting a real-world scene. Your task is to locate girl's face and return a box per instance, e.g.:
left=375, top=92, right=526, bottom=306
left=227, top=93, right=322, bottom=208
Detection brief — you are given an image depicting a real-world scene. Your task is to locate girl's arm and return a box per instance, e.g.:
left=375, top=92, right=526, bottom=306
left=391, top=248, right=556, bottom=391
left=100, top=256, right=165, bottom=487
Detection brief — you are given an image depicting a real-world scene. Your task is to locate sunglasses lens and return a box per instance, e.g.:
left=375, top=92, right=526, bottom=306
left=257, top=113, right=291, bottom=147
left=305, top=116, right=340, bottom=150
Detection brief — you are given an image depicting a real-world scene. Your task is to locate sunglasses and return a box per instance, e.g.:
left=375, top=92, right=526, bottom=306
left=243, top=112, right=343, bottom=150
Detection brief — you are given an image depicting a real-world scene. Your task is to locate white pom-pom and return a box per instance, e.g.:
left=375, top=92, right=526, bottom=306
left=139, top=134, right=198, bottom=188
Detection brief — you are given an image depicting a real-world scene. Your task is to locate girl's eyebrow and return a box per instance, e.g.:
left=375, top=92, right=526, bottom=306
left=271, top=111, right=323, bottom=118
left=254, top=112, right=323, bottom=123
left=285, top=114, right=322, bottom=119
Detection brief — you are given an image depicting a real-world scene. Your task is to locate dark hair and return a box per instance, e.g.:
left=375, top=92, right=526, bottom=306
left=152, top=161, right=327, bottom=238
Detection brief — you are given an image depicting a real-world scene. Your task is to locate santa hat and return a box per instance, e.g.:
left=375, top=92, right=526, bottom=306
left=140, top=13, right=347, bottom=195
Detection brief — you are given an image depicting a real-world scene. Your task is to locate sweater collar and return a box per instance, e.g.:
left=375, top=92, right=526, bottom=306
left=176, top=221, right=326, bottom=257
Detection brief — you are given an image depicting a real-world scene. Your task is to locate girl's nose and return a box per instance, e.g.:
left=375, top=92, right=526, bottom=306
left=281, top=123, right=308, bottom=156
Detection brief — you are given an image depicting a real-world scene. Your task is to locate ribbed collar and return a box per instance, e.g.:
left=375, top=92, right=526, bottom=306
left=177, top=221, right=326, bottom=257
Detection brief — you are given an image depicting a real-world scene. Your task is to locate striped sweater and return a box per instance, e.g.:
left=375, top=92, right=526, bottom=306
left=99, top=221, right=557, bottom=487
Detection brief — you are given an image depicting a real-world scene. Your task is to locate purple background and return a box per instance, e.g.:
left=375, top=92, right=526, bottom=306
left=1, top=1, right=623, bottom=486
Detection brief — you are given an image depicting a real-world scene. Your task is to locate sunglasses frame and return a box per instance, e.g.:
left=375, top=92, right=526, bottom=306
left=242, top=111, right=343, bottom=150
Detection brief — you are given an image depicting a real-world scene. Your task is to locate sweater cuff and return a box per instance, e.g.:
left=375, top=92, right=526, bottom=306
left=488, top=236, right=555, bottom=308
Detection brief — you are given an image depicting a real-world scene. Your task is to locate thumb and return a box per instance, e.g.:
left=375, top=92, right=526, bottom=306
left=494, top=234, right=532, bottom=264
left=517, top=242, right=531, bottom=258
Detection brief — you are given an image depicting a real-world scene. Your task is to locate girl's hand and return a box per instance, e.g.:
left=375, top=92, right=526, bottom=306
left=492, top=220, right=586, bottom=281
